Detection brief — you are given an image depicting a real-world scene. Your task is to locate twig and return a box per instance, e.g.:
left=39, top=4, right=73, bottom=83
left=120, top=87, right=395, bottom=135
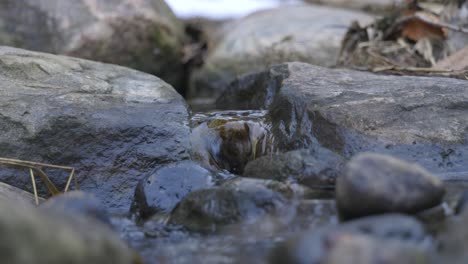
left=0, top=157, right=79, bottom=205
left=370, top=66, right=468, bottom=79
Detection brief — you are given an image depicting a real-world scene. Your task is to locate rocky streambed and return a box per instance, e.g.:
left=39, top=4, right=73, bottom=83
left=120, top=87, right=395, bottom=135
left=0, top=1, right=467, bottom=264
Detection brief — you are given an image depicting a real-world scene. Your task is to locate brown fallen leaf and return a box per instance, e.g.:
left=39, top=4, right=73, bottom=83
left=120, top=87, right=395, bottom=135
left=400, top=10, right=448, bottom=41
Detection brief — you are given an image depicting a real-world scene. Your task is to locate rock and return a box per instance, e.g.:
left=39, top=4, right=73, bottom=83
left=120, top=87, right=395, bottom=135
left=243, top=145, right=344, bottom=189
left=336, top=153, right=445, bottom=219
left=270, top=214, right=429, bottom=264
left=167, top=177, right=311, bottom=232
left=0, top=199, right=139, bottom=264
left=0, top=181, right=45, bottom=206
left=217, top=62, right=468, bottom=178
left=190, top=110, right=274, bottom=174
left=0, top=46, right=190, bottom=214
left=132, top=161, right=214, bottom=219
left=0, top=0, right=186, bottom=92
left=40, top=191, right=111, bottom=226
left=189, top=5, right=373, bottom=99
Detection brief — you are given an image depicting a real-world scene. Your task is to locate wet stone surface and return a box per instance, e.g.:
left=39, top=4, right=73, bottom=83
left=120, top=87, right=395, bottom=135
left=132, top=161, right=215, bottom=219
left=243, top=145, right=345, bottom=190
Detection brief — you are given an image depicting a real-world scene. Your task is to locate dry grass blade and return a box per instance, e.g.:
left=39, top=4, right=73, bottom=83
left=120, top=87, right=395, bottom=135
left=0, top=157, right=79, bottom=205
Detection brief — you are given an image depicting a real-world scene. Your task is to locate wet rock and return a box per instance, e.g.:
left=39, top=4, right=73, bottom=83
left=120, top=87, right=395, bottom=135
left=0, top=181, right=44, bottom=206
left=189, top=5, right=373, bottom=99
left=40, top=191, right=111, bottom=226
left=0, top=47, right=190, bottom=214
left=190, top=110, right=274, bottom=174
left=132, top=161, right=214, bottom=219
left=0, top=199, right=139, bottom=264
left=270, top=214, right=429, bottom=264
left=0, top=0, right=185, bottom=92
left=217, top=62, right=468, bottom=179
left=168, top=177, right=310, bottom=232
left=336, top=153, right=445, bottom=220
left=243, top=145, right=344, bottom=189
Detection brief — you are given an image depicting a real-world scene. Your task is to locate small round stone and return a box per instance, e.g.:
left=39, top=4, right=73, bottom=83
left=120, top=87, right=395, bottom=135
left=336, top=153, right=445, bottom=220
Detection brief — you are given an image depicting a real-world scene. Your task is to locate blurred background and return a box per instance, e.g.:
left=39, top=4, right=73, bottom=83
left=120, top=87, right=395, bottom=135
left=165, top=0, right=300, bottom=19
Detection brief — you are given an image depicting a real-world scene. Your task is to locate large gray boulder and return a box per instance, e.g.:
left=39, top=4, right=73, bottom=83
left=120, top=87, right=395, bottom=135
left=0, top=0, right=185, bottom=91
left=189, top=4, right=373, bottom=99
left=0, top=46, right=190, bottom=213
left=0, top=199, right=138, bottom=264
left=217, top=62, right=468, bottom=179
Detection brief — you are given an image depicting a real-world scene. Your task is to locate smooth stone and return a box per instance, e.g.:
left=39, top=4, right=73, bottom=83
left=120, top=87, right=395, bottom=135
left=216, top=62, right=468, bottom=179
left=0, top=46, right=190, bottom=214
left=40, top=191, right=111, bottom=227
left=243, top=145, right=344, bottom=189
left=0, top=0, right=186, bottom=92
left=336, top=153, right=445, bottom=219
left=189, top=4, right=373, bottom=99
left=132, top=161, right=214, bottom=219
left=0, top=199, right=140, bottom=264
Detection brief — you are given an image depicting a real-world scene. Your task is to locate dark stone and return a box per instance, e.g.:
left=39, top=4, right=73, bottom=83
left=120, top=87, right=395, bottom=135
left=132, top=161, right=214, bottom=219
left=0, top=47, right=190, bottom=214
left=336, top=153, right=445, bottom=220
left=243, top=145, right=344, bottom=189
left=168, top=177, right=309, bottom=232
left=40, top=191, right=111, bottom=227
